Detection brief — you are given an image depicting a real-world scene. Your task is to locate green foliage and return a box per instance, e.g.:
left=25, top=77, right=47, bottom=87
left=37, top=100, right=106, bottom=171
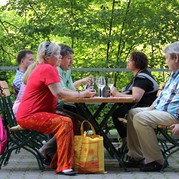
left=0, top=0, right=178, bottom=84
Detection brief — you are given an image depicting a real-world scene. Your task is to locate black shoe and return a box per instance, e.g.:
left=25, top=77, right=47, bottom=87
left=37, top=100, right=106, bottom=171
left=58, top=169, right=76, bottom=176
left=38, top=152, right=51, bottom=166
left=124, top=157, right=144, bottom=168
left=140, top=161, right=162, bottom=172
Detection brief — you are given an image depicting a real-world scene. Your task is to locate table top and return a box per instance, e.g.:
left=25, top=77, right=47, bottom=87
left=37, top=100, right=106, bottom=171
left=62, top=96, right=135, bottom=103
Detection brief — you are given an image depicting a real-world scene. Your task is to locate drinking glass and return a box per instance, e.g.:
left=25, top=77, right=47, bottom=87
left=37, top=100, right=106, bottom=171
left=88, top=76, right=95, bottom=88
left=95, top=76, right=101, bottom=96
left=108, top=78, right=114, bottom=97
left=82, top=84, right=87, bottom=90
left=83, top=76, right=94, bottom=90
left=97, top=76, right=106, bottom=97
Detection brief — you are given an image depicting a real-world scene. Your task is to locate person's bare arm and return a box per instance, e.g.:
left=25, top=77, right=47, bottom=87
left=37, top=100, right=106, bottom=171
left=74, top=76, right=92, bottom=88
left=147, top=100, right=156, bottom=110
left=48, top=82, right=95, bottom=99
left=111, top=86, right=145, bottom=103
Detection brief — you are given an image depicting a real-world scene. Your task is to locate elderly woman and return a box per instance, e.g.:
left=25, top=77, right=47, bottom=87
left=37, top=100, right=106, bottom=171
left=38, top=44, right=93, bottom=162
left=111, top=51, right=158, bottom=152
left=125, top=41, right=179, bottom=171
left=16, top=41, right=95, bottom=176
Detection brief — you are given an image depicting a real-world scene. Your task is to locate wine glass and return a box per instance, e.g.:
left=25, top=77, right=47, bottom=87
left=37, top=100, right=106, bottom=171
left=88, top=76, right=94, bottom=88
left=97, top=76, right=106, bottom=97
left=83, top=76, right=94, bottom=90
left=95, top=76, right=101, bottom=97
left=82, top=84, right=87, bottom=90
left=108, top=78, right=114, bottom=97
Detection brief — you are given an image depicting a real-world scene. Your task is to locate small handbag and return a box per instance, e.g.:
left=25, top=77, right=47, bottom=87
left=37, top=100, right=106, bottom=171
left=74, top=120, right=105, bottom=174
left=0, top=115, right=8, bottom=155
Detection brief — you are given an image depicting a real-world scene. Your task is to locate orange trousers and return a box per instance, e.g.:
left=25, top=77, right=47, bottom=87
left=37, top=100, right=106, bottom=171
left=17, top=112, right=74, bottom=173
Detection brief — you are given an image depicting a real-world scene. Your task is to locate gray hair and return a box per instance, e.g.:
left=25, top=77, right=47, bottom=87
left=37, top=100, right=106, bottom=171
left=164, top=41, right=179, bottom=55
left=37, top=41, right=61, bottom=62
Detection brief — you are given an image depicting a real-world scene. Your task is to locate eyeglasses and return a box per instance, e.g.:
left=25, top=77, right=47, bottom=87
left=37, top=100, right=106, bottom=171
left=45, top=42, right=51, bottom=56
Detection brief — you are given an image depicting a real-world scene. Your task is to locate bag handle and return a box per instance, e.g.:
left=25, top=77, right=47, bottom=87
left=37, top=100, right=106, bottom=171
left=80, top=120, right=96, bottom=136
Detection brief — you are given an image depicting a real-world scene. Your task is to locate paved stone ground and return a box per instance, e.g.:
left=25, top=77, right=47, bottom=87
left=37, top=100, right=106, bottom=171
left=0, top=148, right=178, bottom=179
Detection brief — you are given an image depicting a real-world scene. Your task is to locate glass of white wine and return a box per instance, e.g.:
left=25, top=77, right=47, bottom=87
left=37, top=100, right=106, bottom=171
left=98, top=76, right=106, bottom=97
left=95, top=76, right=101, bottom=97
left=108, top=78, right=114, bottom=97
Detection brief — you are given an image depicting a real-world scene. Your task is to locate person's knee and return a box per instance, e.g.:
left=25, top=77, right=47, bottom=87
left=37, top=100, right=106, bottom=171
left=56, top=116, right=73, bottom=130
left=65, top=117, right=73, bottom=126
left=127, top=108, right=137, bottom=120
left=128, top=108, right=144, bottom=119
left=133, top=112, right=148, bottom=129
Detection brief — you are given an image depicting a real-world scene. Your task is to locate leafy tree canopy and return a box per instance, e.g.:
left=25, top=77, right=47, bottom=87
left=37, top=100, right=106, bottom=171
left=0, top=0, right=178, bottom=86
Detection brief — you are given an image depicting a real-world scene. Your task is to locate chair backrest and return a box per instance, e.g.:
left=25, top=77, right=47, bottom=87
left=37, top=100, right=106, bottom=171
left=0, top=81, right=11, bottom=97
left=0, top=81, right=17, bottom=128
left=157, top=82, right=165, bottom=97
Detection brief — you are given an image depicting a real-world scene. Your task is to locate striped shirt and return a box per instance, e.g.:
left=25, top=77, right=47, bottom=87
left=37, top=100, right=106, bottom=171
left=13, top=69, right=25, bottom=93
left=153, top=70, right=179, bottom=120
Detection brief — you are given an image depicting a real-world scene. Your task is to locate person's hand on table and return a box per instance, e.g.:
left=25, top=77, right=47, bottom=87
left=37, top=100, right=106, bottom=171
left=111, top=86, right=121, bottom=96
left=169, top=124, right=179, bottom=135
left=80, top=87, right=96, bottom=98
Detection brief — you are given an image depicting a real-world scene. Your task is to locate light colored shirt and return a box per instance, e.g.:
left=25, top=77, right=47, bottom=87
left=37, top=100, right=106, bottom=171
left=57, top=67, right=75, bottom=90
left=57, top=67, right=76, bottom=106
left=13, top=68, right=25, bottom=92
left=154, top=70, right=179, bottom=120
left=12, top=83, right=26, bottom=116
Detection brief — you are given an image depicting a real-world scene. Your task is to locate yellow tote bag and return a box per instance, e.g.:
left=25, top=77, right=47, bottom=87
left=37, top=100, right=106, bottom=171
left=74, top=120, right=105, bottom=174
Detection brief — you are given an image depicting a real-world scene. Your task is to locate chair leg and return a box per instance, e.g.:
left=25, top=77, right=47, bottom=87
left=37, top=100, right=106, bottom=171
left=157, top=127, right=179, bottom=171
left=0, top=149, right=10, bottom=168
left=3, top=149, right=13, bottom=166
left=22, top=146, right=45, bottom=170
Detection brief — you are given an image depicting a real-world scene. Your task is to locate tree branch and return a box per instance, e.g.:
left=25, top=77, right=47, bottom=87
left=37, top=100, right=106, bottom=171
left=116, top=0, right=132, bottom=64
left=0, top=19, right=10, bottom=35
left=106, top=0, right=116, bottom=65
left=0, top=44, right=16, bottom=59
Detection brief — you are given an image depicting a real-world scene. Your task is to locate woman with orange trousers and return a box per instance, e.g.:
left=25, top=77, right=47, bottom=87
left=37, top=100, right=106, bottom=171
left=16, top=41, right=95, bottom=176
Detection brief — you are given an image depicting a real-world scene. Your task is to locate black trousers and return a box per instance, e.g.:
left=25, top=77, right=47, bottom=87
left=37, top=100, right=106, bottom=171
left=112, top=103, right=149, bottom=139
left=112, top=104, right=134, bottom=139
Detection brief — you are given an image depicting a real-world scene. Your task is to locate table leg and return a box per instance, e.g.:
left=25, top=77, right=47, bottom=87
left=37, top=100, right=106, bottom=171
left=75, top=103, right=128, bottom=171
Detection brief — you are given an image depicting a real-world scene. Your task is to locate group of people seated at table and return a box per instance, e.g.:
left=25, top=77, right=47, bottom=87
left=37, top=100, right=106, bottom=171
left=12, top=40, right=179, bottom=175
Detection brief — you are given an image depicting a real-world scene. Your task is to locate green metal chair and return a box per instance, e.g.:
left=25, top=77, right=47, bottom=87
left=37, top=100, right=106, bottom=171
left=157, top=125, right=179, bottom=171
left=0, top=82, right=48, bottom=170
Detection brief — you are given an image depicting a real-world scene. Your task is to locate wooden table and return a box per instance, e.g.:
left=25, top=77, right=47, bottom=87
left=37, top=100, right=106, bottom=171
left=62, top=96, right=134, bottom=103
left=62, top=96, right=135, bottom=170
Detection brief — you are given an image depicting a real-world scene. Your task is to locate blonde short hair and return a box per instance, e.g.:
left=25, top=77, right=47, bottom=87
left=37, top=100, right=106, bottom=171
left=22, top=62, right=38, bottom=84
left=37, top=41, right=61, bottom=63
